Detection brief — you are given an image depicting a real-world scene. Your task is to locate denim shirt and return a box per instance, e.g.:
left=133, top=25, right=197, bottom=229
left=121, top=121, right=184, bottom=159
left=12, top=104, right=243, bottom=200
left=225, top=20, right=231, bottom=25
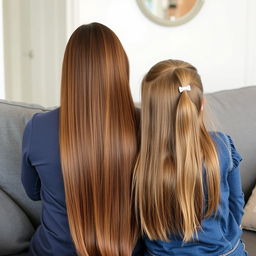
left=144, top=132, right=245, bottom=256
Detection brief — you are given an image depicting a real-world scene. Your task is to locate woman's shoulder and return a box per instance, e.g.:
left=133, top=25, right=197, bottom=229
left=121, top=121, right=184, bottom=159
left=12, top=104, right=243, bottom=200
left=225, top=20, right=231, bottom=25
left=30, top=107, right=59, bottom=128
left=33, top=107, right=59, bottom=122
left=26, top=108, right=60, bottom=140
left=23, top=108, right=60, bottom=160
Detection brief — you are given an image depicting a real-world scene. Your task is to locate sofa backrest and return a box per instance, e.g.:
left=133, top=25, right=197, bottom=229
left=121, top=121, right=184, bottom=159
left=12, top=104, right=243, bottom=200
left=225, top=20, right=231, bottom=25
left=0, top=100, right=49, bottom=226
left=206, top=86, right=256, bottom=201
left=0, top=86, right=255, bottom=227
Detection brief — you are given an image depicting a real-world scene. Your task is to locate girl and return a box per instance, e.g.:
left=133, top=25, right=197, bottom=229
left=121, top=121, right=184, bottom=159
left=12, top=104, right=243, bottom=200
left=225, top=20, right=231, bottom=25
left=133, top=59, right=247, bottom=255
left=21, top=23, right=142, bottom=256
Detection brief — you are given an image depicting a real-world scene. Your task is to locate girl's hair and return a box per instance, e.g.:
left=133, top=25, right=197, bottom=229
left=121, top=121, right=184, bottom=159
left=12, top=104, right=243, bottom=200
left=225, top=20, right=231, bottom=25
left=60, top=23, right=138, bottom=256
left=133, top=59, right=220, bottom=242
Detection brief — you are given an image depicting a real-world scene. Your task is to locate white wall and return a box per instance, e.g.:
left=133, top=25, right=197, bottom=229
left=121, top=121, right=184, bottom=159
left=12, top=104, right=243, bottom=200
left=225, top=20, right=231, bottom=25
left=3, top=0, right=67, bottom=106
left=0, top=0, right=5, bottom=99
left=77, top=0, right=256, bottom=102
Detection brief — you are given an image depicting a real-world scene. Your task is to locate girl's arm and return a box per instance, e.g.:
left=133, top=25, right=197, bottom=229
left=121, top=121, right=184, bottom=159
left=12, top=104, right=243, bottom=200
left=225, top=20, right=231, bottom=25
left=21, top=118, right=41, bottom=201
left=227, top=135, right=244, bottom=225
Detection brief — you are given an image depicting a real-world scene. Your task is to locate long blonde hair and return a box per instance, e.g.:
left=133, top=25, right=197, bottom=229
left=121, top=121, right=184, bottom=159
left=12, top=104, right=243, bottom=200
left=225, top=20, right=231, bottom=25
left=133, top=59, right=220, bottom=242
left=60, top=23, right=138, bottom=256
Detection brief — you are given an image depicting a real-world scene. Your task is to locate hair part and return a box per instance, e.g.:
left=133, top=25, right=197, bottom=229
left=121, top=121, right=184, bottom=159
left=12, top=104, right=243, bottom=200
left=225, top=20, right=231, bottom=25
left=60, top=23, right=138, bottom=256
left=133, top=59, right=220, bottom=242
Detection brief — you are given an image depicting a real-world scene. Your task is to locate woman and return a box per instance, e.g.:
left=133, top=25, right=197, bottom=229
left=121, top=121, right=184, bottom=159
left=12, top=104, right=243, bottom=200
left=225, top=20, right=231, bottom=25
left=21, top=23, right=141, bottom=256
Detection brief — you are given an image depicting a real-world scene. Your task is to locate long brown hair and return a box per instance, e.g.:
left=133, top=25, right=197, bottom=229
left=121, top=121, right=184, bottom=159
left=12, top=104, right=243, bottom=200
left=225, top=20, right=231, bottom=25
left=60, top=23, right=138, bottom=256
left=133, top=59, right=220, bottom=242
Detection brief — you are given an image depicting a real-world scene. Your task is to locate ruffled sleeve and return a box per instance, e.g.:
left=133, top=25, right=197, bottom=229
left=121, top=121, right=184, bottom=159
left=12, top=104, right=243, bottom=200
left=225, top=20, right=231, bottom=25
left=227, top=135, right=242, bottom=171
left=226, top=135, right=244, bottom=225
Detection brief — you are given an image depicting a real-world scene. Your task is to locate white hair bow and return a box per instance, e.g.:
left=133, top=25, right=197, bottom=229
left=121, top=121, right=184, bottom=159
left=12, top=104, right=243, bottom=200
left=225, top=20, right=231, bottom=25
left=179, top=85, right=191, bottom=93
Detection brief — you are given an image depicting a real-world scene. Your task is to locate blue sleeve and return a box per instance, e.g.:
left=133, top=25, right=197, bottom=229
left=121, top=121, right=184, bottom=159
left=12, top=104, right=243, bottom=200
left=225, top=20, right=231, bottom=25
left=132, top=238, right=145, bottom=256
left=21, top=116, right=41, bottom=201
left=227, top=135, right=244, bottom=226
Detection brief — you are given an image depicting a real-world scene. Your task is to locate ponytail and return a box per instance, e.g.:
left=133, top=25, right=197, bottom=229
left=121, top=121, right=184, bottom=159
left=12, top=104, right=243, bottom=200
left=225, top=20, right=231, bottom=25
left=175, top=91, right=203, bottom=241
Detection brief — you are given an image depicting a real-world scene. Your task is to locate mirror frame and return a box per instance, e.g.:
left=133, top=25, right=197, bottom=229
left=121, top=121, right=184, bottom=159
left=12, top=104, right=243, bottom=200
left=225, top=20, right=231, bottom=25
left=136, top=0, right=204, bottom=26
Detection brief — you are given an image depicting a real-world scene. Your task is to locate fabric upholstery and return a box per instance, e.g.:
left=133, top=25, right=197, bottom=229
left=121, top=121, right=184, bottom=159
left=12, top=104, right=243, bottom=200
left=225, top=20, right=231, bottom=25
left=0, top=100, right=49, bottom=227
left=206, top=86, right=256, bottom=201
left=242, top=184, right=256, bottom=231
left=0, top=189, right=34, bottom=255
left=241, top=230, right=255, bottom=255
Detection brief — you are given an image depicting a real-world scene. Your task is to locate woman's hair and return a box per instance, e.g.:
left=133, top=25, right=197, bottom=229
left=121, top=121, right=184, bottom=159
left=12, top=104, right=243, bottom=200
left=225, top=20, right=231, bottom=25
left=133, top=59, right=220, bottom=242
left=60, top=23, right=138, bottom=256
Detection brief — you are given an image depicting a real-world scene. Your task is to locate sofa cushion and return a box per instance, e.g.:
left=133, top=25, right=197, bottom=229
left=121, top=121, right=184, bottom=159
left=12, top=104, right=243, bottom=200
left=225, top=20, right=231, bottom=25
left=241, top=230, right=256, bottom=256
left=242, top=184, right=256, bottom=231
left=0, top=189, right=34, bottom=255
left=206, top=86, right=256, bottom=201
left=0, top=100, right=51, bottom=226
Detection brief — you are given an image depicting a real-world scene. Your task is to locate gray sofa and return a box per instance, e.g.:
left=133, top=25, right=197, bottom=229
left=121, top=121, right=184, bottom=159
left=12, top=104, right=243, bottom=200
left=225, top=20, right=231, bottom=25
left=0, top=86, right=255, bottom=255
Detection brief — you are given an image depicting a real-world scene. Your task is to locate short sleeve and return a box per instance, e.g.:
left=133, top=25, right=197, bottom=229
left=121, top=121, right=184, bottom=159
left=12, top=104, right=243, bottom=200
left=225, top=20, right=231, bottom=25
left=227, top=135, right=242, bottom=171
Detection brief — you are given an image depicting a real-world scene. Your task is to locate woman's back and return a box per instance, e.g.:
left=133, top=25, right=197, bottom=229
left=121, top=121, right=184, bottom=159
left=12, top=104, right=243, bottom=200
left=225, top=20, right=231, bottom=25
left=22, top=109, right=77, bottom=255
left=22, top=23, right=141, bottom=256
left=23, top=108, right=144, bottom=256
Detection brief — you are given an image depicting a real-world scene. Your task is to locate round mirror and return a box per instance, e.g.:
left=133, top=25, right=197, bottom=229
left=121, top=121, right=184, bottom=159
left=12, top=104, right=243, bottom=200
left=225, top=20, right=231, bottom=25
left=137, top=0, right=204, bottom=26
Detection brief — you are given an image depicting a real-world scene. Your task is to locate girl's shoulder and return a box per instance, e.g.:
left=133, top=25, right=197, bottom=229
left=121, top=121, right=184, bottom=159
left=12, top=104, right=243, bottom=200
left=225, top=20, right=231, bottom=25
left=209, top=131, right=242, bottom=172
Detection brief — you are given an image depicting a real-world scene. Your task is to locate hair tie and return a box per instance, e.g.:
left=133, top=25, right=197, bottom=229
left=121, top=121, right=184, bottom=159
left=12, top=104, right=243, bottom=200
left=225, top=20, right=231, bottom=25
left=179, top=85, right=191, bottom=93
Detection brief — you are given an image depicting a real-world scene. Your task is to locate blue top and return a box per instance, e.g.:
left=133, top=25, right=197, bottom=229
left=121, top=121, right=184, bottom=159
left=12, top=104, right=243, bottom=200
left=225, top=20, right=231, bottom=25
left=144, top=132, right=246, bottom=256
left=21, top=108, right=144, bottom=256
